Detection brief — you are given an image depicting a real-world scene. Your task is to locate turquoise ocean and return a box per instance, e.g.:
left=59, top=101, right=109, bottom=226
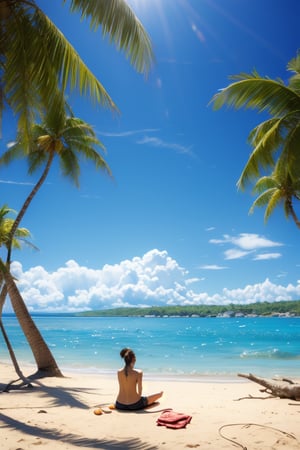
left=1, top=315, right=300, bottom=379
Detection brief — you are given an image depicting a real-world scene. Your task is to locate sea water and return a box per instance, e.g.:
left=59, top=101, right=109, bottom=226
left=1, top=315, right=300, bottom=379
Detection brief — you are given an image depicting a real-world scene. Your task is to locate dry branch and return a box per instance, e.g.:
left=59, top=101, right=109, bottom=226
left=238, top=373, right=300, bottom=400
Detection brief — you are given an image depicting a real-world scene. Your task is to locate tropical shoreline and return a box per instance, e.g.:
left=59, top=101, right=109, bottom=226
left=1, top=362, right=300, bottom=450
left=1, top=359, right=246, bottom=384
left=2, top=315, right=300, bottom=381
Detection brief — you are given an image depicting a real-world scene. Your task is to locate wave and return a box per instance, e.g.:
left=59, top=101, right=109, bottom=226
left=240, top=348, right=300, bottom=360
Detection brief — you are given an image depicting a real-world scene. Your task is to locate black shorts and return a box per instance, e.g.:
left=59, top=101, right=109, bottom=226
left=115, top=397, right=148, bottom=411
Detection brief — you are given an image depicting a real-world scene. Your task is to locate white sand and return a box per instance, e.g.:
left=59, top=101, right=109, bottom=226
left=1, top=363, right=300, bottom=449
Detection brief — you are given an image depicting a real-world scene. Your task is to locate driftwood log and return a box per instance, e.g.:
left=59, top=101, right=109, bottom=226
left=238, top=373, right=300, bottom=400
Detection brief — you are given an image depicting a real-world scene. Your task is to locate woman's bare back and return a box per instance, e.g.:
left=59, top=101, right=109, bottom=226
left=116, top=367, right=143, bottom=404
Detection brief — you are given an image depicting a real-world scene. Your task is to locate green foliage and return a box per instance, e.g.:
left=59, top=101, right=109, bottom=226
left=0, top=205, right=33, bottom=251
left=2, top=0, right=153, bottom=141
left=1, top=110, right=111, bottom=187
left=211, top=53, right=300, bottom=227
left=76, top=300, right=300, bottom=317
left=66, top=0, right=154, bottom=74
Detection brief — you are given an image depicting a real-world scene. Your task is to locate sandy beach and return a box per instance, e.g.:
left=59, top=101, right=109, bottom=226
left=0, top=363, right=300, bottom=450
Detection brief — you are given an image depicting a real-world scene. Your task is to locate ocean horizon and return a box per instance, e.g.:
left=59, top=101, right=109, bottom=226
left=1, top=315, right=300, bottom=380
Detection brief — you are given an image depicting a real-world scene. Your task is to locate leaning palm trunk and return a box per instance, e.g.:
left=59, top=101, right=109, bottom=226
left=1, top=152, right=63, bottom=377
left=6, top=152, right=54, bottom=263
left=0, top=321, right=32, bottom=388
left=0, top=283, right=32, bottom=386
left=0, top=261, right=63, bottom=377
left=287, top=199, right=300, bottom=230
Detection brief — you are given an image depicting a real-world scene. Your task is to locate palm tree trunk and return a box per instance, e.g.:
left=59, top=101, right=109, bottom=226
left=1, top=152, right=63, bottom=378
left=0, top=320, right=33, bottom=389
left=0, top=283, right=32, bottom=386
left=6, top=152, right=54, bottom=263
left=0, top=261, right=63, bottom=378
left=287, top=199, right=300, bottom=229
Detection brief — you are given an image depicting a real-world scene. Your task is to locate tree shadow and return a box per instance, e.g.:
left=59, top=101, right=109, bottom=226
left=33, top=379, right=101, bottom=409
left=0, top=379, right=100, bottom=409
left=0, top=377, right=164, bottom=449
left=0, top=412, right=159, bottom=449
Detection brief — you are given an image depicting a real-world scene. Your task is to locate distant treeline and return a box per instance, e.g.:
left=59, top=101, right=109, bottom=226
left=76, top=300, right=300, bottom=317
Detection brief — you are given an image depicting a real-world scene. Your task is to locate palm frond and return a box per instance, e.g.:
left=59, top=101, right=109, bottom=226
left=27, top=148, right=49, bottom=174
left=0, top=142, right=27, bottom=166
left=287, top=53, right=300, bottom=75
left=248, top=118, right=283, bottom=150
left=283, top=121, right=300, bottom=179
left=4, top=1, right=118, bottom=139
left=252, top=176, right=278, bottom=194
left=59, top=148, right=81, bottom=186
left=34, top=9, right=117, bottom=109
left=237, top=118, right=280, bottom=189
left=77, top=145, right=111, bottom=175
left=249, top=188, right=275, bottom=212
left=42, top=93, right=68, bottom=134
left=66, top=0, right=154, bottom=74
left=249, top=187, right=283, bottom=222
left=4, top=7, right=41, bottom=145
left=287, top=53, right=300, bottom=94
left=63, top=118, right=98, bottom=140
left=211, top=74, right=300, bottom=116
left=264, top=189, right=284, bottom=221
left=237, top=109, right=300, bottom=190
left=288, top=74, right=300, bottom=95
left=0, top=206, right=32, bottom=250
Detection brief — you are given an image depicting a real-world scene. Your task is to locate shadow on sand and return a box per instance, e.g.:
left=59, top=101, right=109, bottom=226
left=0, top=378, right=160, bottom=449
left=0, top=413, right=158, bottom=449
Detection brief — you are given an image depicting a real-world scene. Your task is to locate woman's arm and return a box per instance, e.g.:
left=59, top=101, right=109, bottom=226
left=137, top=371, right=143, bottom=396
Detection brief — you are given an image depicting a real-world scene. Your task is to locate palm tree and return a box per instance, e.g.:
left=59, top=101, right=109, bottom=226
left=211, top=53, right=300, bottom=192
left=4, top=96, right=111, bottom=263
left=1, top=0, right=153, bottom=141
left=249, top=158, right=300, bottom=229
left=0, top=99, right=110, bottom=377
left=0, top=205, right=37, bottom=254
left=0, top=205, right=41, bottom=385
left=1, top=0, right=153, bottom=378
left=0, top=260, right=63, bottom=378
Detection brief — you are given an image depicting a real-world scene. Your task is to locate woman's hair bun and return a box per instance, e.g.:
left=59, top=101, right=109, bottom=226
left=120, top=348, right=136, bottom=366
left=120, top=348, right=130, bottom=358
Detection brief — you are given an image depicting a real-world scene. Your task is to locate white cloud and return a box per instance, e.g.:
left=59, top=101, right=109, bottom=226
left=98, top=129, right=159, bottom=137
left=0, top=180, right=34, bottom=186
left=5, top=248, right=300, bottom=313
left=205, top=227, right=216, bottom=232
left=222, top=279, right=300, bottom=304
left=253, top=253, right=282, bottom=261
left=231, top=233, right=282, bottom=250
left=210, top=233, right=282, bottom=250
left=137, top=136, right=193, bottom=155
left=199, top=265, right=227, bottom=270
left=224, top=249, right=252, bottom=260
left=9, top=250, right=189, bottom=313
left=210, top=233, right=283, bottom=261
left=185, top=277, right=203, bottom=284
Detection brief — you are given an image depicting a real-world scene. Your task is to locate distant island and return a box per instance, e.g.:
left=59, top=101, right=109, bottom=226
left=75, top=300, right=300, bottom=318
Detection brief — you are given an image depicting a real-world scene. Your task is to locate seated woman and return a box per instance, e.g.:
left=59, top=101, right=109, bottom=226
left=115, top=348, right=163, bottom=411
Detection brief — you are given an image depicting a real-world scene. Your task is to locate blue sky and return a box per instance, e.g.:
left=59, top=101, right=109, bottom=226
left=2, top=0, right=300, bottom=313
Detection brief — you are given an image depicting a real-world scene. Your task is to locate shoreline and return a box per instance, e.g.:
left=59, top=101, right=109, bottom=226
left=2, top=357, right=299, bottom=383
left=1, top=360, right=247, bottom=383
left=1, top=362, right=300, bottom=449
left=2, top=315, right=300, bottom=383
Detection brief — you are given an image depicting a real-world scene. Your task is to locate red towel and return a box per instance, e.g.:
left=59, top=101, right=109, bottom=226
left=156, top=409, right=192, bottom=429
